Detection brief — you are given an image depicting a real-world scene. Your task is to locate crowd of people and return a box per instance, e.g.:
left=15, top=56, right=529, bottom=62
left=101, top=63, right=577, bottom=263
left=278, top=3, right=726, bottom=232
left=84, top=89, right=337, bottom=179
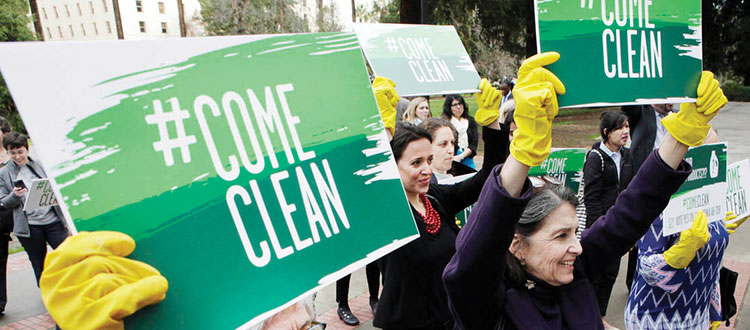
left=1, top=52, right=744, bottom=330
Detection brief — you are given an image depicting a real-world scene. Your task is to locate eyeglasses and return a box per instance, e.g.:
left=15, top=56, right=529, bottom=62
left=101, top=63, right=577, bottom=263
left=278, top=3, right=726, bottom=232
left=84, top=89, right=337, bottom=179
left=301, top=321, right=326, bottom=330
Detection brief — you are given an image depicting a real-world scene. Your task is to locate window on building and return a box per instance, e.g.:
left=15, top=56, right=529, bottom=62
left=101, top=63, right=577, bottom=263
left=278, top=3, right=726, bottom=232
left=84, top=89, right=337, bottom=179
left=90, top=1, right=95, bottom=14
left=57, top=26, right=63, bottom=38
left=46, top=27, right=52, bottom=39
left=106, top=21, right=112, bottom=33
left=139, top=21, right=146, bottom=33
left=69, top=25, right=75, bottom=37
left=42, top=8, right=48, bottom=19
left=102, top=0, right=108, bottom=12
left=158, top=2, right=165, bottom=13
left=161, top=22, right=167, bottom=33
left=136, top=0, right=143, bottom=12
left=81, top=24, right=87, bottom=36
left=65, top=4, right=70, bottom=16
left=77, top=3, right=82, bottom=15
left=93, top=22, right=99, bottom=35
left=53, top=6, right=59, bottom=18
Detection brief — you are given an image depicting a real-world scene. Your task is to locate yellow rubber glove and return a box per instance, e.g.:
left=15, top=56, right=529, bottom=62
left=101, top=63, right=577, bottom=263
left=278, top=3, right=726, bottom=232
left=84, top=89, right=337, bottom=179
left=40, top=231, right=168, bottom=330
left=509, top=52, right=566, bottom=167
left=724, top=211, right=748, bottom=235
left=664, top=211, right=710, bottom=269
left=662, top=71, right=727, bottom=146
left=710, top=320, right=721, bottom=330
left=372, top=76, right=399, bottom=135
left=474, top=78, right=503, bottom=126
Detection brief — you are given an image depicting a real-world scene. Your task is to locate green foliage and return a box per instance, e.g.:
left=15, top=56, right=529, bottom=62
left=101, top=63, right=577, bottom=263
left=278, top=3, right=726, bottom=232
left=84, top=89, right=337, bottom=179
left=357, top=0, right=400, bottom=24
left=722, top=81, right=750, bottom=102
left=703, top=0, right=750, bottom=85
left=199, top=0, right=310, bottom=35
left=315, top=1, right=343, bottom=32
left=0, top=0, right=35, bottom=134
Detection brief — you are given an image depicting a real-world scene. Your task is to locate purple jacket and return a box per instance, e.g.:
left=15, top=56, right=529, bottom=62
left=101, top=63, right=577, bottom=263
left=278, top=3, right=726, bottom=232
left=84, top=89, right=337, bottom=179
left=443, top=151, right=691, bottom=330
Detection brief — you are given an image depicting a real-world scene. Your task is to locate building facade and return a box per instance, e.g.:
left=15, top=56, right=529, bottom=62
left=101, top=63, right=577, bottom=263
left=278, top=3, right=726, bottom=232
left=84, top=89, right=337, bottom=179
left=30, top=0, right=196, bottom=41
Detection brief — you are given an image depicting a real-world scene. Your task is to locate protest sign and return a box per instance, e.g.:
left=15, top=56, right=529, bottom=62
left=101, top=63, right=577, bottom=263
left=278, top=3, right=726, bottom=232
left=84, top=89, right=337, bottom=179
left=23, top=179, right=58, bottom=212
left=662, top=143, right=727, bottom=236
left=354, top=23, right=481, bottom=97
left=726, top=159, right=750, bottom=221
left=535, top=0, right=702, bottom=108
left=0, top=33, right=419, bottom=329
left=529, top=148, right=587, bottom=193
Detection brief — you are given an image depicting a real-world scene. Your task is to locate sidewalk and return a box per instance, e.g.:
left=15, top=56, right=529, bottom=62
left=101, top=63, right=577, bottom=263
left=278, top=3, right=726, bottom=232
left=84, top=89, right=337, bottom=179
left=0, top=250, right=55, bottom=330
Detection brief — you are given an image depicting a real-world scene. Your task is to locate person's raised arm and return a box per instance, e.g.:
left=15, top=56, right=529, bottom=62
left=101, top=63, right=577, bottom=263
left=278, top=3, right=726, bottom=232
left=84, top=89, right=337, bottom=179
left=443, top=52, right=565, bottom=330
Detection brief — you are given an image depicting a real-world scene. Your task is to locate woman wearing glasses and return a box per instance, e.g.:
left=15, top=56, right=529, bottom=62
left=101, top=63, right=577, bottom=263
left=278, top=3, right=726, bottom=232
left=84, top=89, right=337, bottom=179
left=442, top=95, right=478, bottom=169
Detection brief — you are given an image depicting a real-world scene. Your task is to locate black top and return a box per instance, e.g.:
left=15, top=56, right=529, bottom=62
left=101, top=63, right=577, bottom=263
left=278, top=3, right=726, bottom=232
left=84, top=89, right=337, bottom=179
left=622, top=104, right=658, bottom=171
left=373, top=127, right=507, bottom=329
left=583, top=142, right=634, bottom=228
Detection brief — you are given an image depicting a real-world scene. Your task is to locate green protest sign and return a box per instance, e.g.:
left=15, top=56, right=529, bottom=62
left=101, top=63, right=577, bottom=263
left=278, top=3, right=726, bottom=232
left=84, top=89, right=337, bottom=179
left=726, top=159, right=750, bottom=221
left=663, top=143, right=727, bottom=236
left=529, top=148, right=587, bottom=193
left=0, top=33, right=419, bottom=329
left=535, top=0, right=702, bottom=107
left=354, top=23, right=481, bottom=97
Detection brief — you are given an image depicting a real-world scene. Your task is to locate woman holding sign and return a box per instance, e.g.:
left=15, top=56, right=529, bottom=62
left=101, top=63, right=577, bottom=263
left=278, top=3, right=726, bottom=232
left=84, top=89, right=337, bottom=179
left=0, top=132, right=68, bottom=286
left=372, top=77, right=507, bottom=330
left=624, top=130, right=747, bottom=330
left=442, top=53, right=728, bottom=330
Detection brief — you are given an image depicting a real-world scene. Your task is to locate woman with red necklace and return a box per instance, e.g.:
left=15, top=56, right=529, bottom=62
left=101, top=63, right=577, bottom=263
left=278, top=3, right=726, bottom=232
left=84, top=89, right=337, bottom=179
left=371, top=78, right=505, bottom=330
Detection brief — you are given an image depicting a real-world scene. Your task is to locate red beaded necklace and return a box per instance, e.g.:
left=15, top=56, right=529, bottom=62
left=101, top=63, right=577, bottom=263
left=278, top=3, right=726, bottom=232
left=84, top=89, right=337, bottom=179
left=418, top=194, right=441, bottom=234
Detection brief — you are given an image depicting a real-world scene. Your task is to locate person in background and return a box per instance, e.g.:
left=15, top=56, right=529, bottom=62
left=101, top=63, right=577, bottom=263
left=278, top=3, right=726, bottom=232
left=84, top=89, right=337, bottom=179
left=334, top=262, right=379, bottom=325
left=402, top=97, right=432, bottom=126
left=583, top=110, right=634, bottom=330
left=442, top=95, right=478, bottom=169
left=499, top=78, right=514, bottom=106
left=0, top=116, right=11, bottom=314
left=418, top=118, right=474, bottom=183
left=0, top=132, right=68, bottom=285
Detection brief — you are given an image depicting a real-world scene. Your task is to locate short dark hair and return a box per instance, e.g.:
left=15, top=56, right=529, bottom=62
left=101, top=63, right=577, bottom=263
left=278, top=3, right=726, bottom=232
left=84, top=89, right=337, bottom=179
left=442, top=94, right=470, bottom=120
left=3, top=132, right=28, bottom=150
left=501, top=78, right=514, bottom=90
left=419, top=118, right=457, bottom=143
left=391, top=123, right=432, bottom=162
left=599, top=110, right=629, bottom=141
left=0, top=117, right=10, bottom=134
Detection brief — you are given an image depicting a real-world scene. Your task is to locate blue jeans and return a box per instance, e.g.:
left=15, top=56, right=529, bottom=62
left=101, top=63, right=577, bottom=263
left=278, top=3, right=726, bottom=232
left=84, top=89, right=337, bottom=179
left=17, top=221, right=68, bottom=285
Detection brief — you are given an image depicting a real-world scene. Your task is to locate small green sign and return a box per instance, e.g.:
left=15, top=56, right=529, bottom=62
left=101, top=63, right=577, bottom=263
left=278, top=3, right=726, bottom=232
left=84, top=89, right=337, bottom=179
left=662, top=143, right=727, bottom=236
left=0, top=33, right=419, bottom=329
left=354, top=23, right=481, bottom=97
left=535, top=0, right=702, bottom=107
left=529, top=148, right=587, bottom=193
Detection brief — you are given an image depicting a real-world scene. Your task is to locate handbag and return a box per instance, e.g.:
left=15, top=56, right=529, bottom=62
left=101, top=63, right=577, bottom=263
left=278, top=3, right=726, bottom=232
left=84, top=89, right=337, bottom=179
left=719, top=266, right=738, bottom=325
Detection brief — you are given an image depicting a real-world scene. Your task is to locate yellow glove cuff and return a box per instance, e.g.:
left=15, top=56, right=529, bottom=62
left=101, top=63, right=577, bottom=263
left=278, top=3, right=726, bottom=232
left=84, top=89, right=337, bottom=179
left=509, top=131, right=551, bottom=167
left=476, top=109, right=500, bottom=126
left=661, top=112, right=711, bottom=147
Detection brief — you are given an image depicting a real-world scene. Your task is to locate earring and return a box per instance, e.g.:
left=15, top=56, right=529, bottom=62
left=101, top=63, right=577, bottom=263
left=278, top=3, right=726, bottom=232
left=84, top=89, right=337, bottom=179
left=519, top=256, right=526, bottom=266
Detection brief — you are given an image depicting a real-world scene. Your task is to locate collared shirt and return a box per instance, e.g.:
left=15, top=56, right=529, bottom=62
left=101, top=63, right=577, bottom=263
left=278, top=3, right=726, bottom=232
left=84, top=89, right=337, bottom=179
left=653, top=109, right=668, bottom=150
left=599, top=143, right=622, bottom=182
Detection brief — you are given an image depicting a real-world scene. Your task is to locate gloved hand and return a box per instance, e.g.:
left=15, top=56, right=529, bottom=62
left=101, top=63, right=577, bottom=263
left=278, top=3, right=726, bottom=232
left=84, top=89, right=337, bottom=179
left=664, top=211, right=710, bottom=269
left=710, top=320, right=721, bottom=330
left=372, top=76, right=399, bottom=134
left=474, top=78, right=503, bottom=126
left=724, top=211, right=748, bottom=235
left=509, top=52, right=566, bottom=167
left=40, top=231, right=168, bottom=330
left=662, top=71, right=727, bottom=146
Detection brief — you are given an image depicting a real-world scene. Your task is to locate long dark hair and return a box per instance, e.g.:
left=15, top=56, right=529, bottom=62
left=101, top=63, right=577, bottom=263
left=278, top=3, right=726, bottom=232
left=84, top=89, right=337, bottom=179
left=442, top=94, right=470, bottom=120
left=599, top=110, right=629, bottom=141
left=390, top=123, right=432, bottom=162
left=505, top=184, right=579, bottom=286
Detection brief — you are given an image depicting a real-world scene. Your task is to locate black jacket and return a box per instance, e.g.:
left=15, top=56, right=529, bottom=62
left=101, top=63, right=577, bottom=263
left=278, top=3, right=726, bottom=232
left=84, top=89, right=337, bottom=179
left=583, top=142, right=634, bottom=228
left=622, top=105, right=658, bottom=171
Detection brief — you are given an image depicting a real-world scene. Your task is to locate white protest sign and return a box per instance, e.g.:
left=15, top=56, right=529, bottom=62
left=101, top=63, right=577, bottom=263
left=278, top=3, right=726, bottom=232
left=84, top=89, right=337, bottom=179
left=726, top=159, right=750, bottom=221
left=23, top=178, right=58, bottom=212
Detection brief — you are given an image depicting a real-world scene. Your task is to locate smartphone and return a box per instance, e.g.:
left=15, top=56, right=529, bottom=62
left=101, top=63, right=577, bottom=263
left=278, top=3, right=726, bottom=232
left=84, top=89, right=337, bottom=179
left=13, top=180, right=26, bottom=190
